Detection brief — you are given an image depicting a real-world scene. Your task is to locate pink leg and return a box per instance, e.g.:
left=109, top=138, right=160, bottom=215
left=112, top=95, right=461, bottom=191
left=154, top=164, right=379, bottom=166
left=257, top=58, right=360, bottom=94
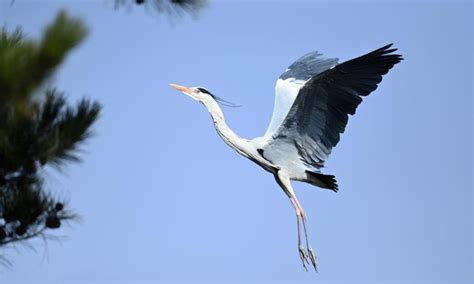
left=293, top=196, right=317, bottom=271
left=275, top=172, right=317, bottom=271
left=289, top=197, right=309, bottom=271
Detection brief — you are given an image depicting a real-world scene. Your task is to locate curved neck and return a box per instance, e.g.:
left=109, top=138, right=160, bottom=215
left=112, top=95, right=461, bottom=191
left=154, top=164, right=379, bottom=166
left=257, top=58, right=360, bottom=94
left=201, top=97, right=249, bottom=157
left=200, top=97, right=278, bottom=173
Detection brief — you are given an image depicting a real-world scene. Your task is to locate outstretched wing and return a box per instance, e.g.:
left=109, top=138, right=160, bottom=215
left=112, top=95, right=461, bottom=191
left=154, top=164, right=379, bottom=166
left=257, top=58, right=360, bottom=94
left=264, top=44, right=403, bottom=169
left=262, top=51, right=338, bottom=139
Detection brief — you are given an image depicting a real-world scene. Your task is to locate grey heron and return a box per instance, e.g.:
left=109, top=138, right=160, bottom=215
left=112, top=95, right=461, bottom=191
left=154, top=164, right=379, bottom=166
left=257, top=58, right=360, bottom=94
left=170, top=44, right=402, bottom=271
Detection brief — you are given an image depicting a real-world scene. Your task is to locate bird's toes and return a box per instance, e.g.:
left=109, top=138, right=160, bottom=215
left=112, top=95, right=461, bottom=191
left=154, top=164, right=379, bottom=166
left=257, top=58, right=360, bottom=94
left=307, top=246, right=318, bottom=272
left=298, top=245, right=309, bottom=271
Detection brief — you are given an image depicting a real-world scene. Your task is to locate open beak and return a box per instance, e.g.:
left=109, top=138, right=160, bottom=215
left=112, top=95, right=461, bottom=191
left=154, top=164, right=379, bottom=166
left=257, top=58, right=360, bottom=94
left=170, top=83, right=192, bottom=94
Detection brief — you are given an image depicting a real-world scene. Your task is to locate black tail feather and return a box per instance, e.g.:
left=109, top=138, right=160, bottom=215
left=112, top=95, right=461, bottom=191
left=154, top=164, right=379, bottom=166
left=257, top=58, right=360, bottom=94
left=305, top=171, right=339, bottom=192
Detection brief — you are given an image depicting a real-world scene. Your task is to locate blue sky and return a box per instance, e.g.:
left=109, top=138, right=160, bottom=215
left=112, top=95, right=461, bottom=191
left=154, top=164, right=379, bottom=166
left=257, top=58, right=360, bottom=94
left=0, top=0, right=472, bottom=283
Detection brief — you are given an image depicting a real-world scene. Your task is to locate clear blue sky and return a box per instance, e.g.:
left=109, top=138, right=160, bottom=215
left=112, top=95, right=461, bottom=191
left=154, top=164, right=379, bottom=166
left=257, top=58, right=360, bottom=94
left=1, top=1, right=472, bottom=283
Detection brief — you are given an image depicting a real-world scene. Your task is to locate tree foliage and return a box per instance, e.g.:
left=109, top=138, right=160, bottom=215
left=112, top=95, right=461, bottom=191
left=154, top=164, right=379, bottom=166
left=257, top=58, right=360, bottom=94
left=0, top=11, right=101, bottom=263
left=114, top=0, right=207, bottom=16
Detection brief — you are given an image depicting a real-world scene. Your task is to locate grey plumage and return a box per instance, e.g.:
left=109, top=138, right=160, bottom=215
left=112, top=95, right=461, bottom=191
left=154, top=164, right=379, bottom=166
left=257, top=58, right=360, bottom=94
left=171, top=44, right=403, bottom=271
left=257, top=44, right=402, bottom=180
left=279, top=51, right=338, bottom=81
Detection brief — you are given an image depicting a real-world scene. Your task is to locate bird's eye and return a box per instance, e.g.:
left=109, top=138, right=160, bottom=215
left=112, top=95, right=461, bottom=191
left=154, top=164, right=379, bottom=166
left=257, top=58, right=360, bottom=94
left=193, top=89, right=200, bottom=93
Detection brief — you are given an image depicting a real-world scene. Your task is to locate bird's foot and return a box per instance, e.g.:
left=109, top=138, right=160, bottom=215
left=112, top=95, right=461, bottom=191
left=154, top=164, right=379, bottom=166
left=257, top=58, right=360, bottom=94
left=298, top=245, right=309, bottom=271
left=307, top=246, right=318, bottom=272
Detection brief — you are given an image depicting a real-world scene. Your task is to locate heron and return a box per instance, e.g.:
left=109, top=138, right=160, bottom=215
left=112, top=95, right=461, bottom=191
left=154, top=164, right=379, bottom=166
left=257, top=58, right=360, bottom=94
left=170, top=44, right=402, bottom=271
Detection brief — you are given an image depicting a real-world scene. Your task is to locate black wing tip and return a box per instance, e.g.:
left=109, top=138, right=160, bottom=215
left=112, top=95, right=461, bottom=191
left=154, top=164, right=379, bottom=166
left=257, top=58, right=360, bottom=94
left=376, top=43, right=404, bottom=61
left=382, top=43, right=394, bottom=50
left=343, top=43, right=403, bottom=70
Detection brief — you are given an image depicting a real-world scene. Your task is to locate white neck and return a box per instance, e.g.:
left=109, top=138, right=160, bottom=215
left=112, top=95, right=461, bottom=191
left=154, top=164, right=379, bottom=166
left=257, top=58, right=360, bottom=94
left=201, top=97, right=249, bottom=157
left=199, top=97, right=278, bottom=173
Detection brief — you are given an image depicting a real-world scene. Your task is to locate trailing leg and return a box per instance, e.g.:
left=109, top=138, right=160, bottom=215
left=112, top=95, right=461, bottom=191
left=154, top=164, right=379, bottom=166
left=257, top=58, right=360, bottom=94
left=274, top=171, right=317, bottom=271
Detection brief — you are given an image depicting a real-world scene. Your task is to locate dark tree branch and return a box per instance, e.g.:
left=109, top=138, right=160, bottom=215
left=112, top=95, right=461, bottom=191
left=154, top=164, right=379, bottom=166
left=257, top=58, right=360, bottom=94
left=114, top=0, right=207, bottom=16
left=0, top=11, right=100, bottom=264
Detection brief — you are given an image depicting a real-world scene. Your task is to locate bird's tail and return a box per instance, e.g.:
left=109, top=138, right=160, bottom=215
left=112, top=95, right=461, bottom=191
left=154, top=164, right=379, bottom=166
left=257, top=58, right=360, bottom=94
left=305, top=171, right=339, bottom=192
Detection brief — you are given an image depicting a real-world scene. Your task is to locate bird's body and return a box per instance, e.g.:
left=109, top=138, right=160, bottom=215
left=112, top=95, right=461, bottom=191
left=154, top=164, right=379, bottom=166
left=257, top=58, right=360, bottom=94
left=171, top=44, right=402, bottom=271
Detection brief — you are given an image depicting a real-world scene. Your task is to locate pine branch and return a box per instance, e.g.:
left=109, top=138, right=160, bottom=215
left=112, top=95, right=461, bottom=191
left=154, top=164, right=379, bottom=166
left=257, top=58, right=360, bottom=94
left=0, top=175, right=77, bottom=248
left=0, top=11, right=100, bottom=263
left=39, top=94, right=101, bottom=166
left=0, top=11, right=87, bottom=105
left=114, top=0, right=207, bottom=16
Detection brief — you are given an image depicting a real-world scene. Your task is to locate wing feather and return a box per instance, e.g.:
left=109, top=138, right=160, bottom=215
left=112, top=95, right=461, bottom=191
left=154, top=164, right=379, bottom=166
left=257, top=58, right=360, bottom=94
left=264, top=44, right=403, bottom=169
left=262, top=51, right=338, bottom=139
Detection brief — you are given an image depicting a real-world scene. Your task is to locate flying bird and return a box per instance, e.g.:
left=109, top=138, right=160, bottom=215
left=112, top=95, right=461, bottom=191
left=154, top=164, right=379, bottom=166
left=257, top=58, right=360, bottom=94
left=170, top=44, right=402, bottom=271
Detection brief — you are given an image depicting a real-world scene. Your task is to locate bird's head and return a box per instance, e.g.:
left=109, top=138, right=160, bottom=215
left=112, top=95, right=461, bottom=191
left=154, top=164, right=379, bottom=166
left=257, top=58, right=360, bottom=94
left=170, top=83, right=214, bottom=103
left=170, top=83, right=240, bottom=107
